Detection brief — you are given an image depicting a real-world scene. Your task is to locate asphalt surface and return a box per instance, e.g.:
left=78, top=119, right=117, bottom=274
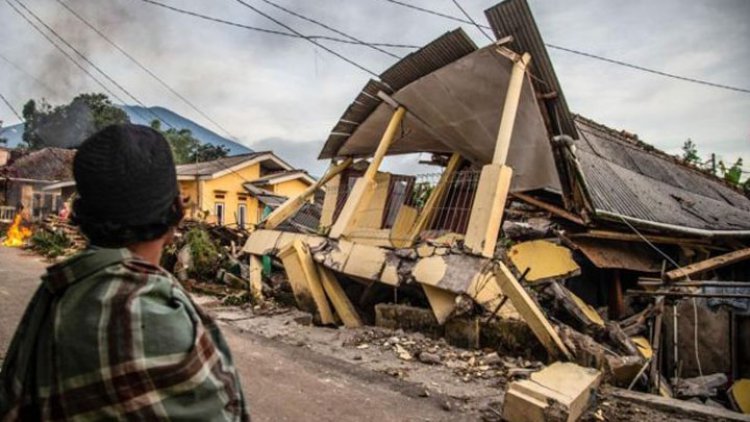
left=0, top=246, right=457, bottom=421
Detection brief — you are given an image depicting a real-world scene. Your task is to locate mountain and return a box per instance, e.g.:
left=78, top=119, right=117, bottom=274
left=120, top=105, right=251, bottom=155
left=0, top=105, right=252, bottom=156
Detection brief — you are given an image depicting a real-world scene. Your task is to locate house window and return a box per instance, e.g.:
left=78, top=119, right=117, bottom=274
left=215, top=202, right=225, bottom=226
left=237, top=204, right=247, bottom=229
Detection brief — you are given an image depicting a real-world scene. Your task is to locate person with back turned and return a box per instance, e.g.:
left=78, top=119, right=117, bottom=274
left=0, top=124, right=249, bottom=421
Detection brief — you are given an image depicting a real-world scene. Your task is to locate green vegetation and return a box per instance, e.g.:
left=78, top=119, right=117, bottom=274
left=184, top=226, right=222, bottom=281
left=680, top=139, right=748, bottom=192
left=30, top=229, right=72, bottom=258
left=150, top=120, right=229, bottom=164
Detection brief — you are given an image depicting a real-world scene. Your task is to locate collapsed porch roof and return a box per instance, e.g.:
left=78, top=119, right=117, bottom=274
left=319, top=29, right=560, bottom=194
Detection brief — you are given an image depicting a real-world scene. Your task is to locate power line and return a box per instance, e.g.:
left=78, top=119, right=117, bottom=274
left=451, top=0, right=493, bottom=43
left=4, top=0, right=154, bottom=124
left=136, top=0, right=419, bottom=50
left=256, top=0, right=401, bottom=59
left=54, top=0, right=239, bottom=140
left=10, top=0, right=173, bottom=126
left=0, top=51, right=60, bottom=97
left=5, top=3, right=252, bottom=185
left=231, top=0, right=380, bottom=78
left=544, top=44, right=750, bottom=94
left=0, top=91, right=23, bottom=122
left=376, top=0, right=750, bottom=95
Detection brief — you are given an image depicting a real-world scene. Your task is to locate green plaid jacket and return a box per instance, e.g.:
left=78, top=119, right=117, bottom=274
left=0, top=248, right=249, bottom=421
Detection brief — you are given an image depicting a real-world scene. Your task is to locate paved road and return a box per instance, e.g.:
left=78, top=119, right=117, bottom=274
left=0, top=246, right=458, bottom=421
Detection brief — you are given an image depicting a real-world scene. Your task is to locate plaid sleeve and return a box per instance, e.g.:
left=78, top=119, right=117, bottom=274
left=40, top=259, right=248, bottom=421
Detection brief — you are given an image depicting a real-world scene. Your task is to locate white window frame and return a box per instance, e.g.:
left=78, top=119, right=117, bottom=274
left=237, top=203, right=247, bottom=229
left=215, top=202, right=225, bottom=226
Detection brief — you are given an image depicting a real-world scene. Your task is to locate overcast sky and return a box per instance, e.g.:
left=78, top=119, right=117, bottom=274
left=0, top=0, right=748, bottom=176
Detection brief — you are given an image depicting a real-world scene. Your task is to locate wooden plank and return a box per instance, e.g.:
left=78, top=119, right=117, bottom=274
left=263, top=157, right=352, bottom=230
left=609, top=269, right=625, bottom=319
left=493, top=52, right=531, bottom=165
left=611, top=388, right=750, bottom=422
left=390, top=205, right=418, bottom=248
left=511, top=192, right=585, bottom=226
left=317, top=266, right=362, bottom=328
left=422, top=284, right=457, bottom=325
left=464, top=164, right=513, bottom=257
left=350, top=172, right=391, bottom=230
left=249, top=255, right=264, bottom=302
left=329, top=177, right=376, bottom=239
left=408, top=153, right=462, bottom=244
left=319, top=174, right=341, bottom=228
left=569, top=229, right=709, bottom=246
left=493, top=262, right=572, bottom=360
left=330, top=107, right=406, bottom=238
left=292, top=239, right=335, bottom=325
left=666, top=247, right=750, bottom=281
left=278, top=242, right=319, bottom=317
left=363, top=106, right=406, bottom=181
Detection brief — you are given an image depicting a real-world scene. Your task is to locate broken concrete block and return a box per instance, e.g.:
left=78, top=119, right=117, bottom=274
left=444, top=317, right=480, bottom=349
left=508, top=240, right=580, bottom=282
left=502, top=362, right=602, bottom=422
left=374, top=303, right=442, bottom=338
left=729, top=379, right=750, bottom=414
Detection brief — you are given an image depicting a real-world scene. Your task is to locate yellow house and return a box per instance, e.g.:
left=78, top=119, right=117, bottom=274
left=177, top=152, right=315, bottom=228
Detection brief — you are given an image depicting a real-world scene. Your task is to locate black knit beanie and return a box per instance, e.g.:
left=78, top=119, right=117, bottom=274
left=73, top=124, right=178, bottom=226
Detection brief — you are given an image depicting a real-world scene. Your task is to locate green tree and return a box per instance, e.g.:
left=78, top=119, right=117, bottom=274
left=719, top=158, right=744, bottom=186
left=150, top=119, right=228, bottom=164
left=190, top=143, right=229, bottom=163
left=22, top=93, right=129, bottom=149
left=681, top=138, right=700, bottom=166
left=0, top=120, right=7, bottom=145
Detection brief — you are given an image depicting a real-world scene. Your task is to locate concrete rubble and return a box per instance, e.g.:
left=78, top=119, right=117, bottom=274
left=229, top=0, right=750, bottom=419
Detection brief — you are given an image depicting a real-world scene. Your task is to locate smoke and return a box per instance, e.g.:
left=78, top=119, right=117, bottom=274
left=1, top=0, right=168, bottom=106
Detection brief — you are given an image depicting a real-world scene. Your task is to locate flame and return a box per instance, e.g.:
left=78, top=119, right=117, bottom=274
left=2, top=214, right=32, bottom=247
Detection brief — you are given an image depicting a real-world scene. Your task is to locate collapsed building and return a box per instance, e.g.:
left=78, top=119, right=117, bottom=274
left=241, top=0, right=750, bottom=417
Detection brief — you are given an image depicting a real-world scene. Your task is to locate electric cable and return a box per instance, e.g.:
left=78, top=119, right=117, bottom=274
left=55, top=0, right=238, bottom=140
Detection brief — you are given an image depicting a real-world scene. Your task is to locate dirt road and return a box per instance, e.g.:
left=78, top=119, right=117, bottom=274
left=0, top=246, right=463, bottom=421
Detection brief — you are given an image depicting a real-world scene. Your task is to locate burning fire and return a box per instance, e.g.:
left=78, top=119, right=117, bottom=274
left=2, top=214, right=32, bottom=247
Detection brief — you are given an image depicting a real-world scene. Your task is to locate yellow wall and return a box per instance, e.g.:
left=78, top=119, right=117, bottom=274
left=180, top=163, right=312, bottom=228
left=200, top=164, right=260, bottom=227
left=273, top=178, right=310, bottom=198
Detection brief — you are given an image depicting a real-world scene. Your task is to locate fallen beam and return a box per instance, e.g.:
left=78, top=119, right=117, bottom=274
left=511, top=192, right=585, bottom=226
left=493, top=262, right=572, bottom=360
left=262, top=158, right=352, bottom=230
left=278, top=240, right=335, bottom=325
left=610, top=388, right=750, bottom=422
left=317, top=266, right=362, bottom=328
left=665, top=247, right=750, bottom=281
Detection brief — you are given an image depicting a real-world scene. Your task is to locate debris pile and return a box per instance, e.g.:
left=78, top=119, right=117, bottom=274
left=237, top=0, right=750, bottom=418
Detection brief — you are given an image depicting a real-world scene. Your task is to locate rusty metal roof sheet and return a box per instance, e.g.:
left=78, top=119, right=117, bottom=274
left=1, top=147, right=75, bottom=181
left=319, top=29, right=477, bottom=160
left=484, top=0, right=576, bottom=138
left=572, top=117, right=750, bottom=234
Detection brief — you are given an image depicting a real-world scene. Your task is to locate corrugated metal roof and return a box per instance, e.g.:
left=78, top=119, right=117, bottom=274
left=484, top=0, right=576, bottom=138
left=319, top=29, right=477, bottom=160
left=176, top=152, right=268, bottom=177
left=572, top=117, right=750, bottom=233
left=379, top=29, right=477, bottom=92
